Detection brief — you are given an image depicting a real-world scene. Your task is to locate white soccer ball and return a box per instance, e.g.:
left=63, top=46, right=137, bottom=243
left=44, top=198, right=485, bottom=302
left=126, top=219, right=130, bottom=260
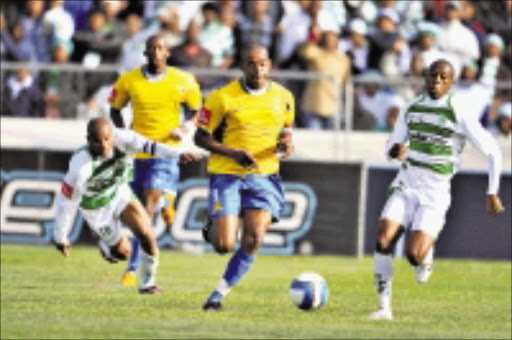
left=289, top=271, right=328, bottom=310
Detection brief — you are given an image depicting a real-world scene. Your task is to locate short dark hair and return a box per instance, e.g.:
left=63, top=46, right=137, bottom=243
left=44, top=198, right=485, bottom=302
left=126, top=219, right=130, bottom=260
left=202, top=2, right=219, bottom=14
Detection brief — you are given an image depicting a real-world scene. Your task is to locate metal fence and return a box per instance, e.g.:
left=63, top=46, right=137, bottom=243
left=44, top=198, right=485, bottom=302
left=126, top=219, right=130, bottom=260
left=1, top=61, right=511, bottom=132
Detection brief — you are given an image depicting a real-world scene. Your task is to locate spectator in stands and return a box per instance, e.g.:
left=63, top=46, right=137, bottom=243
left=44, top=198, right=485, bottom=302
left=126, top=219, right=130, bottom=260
left=308, top=0, right=338, bottom=35
left=413, top=21, right=444, bottom=68
left=400, top=52, right=426, bottom=102
left=0, top=12, right=6, bottom=60
left=480, top=34, right=510, bottom=88
left=356, top=71, right=405, bottom=131
left=158, top=7, right=183, bottom=50
left=20, top=0, right=51, bottom=62
left=455, top=60, right=493, bottom=124
left=459, top=0, right=485, bottom=45
left=101, top=0, right=127, bottom=38
left=300, top=31, right=350, bottom=130
left=345, top=0, right=378, bottom=24
left=488, top=102, right=512, bottom=140
left=367, top=8, right=401, bottom=73
left=2, top=65, right=43, bottom=117
left=120, top=13, right=155, bottom=72
left=0, top=19, right=36, bottom=62
left=238, top=0, right=283, bottom=27
left=199, top=2, right=234, bottom=68
left=479, top=0, right=511, bottom=47
left=220, top=2, right=236, bottom=30
left=379, top=32, right=411, bottom=77
left=234, top=0, right=278, bottom=64
left=437, top=0, right=480, bottom=71
left=340, top=18, right=370, bottom=75
left=72, top=9, right=123, bottom=97
left=169, top=19, right=213, bottom=87
left=277, top=0, right=312, bottom=68
left=40, top=42, right=81, bottom=118
left=64, top=0, right=94, bottom=32
left=42, top=0, right=75, bottom=55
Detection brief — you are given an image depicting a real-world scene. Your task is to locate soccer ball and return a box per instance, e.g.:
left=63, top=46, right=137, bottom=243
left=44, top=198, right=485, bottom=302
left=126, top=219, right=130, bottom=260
left=289, top=271, right=328, bottom=310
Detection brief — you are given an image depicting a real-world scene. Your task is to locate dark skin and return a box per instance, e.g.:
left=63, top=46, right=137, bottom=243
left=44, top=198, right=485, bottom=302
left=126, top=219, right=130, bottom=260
left=194, top=46, right=293, bottom=168
left=110, top=35, right=199, bottom=225
left=194, top=46, right=294, bottom=256
left=54, top=118, right=200, bottom=257
left=380, top=60, right=504, bottom=267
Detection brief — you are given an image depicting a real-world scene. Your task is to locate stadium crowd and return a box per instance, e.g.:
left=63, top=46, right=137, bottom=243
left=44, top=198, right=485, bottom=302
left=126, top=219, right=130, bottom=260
left=0, top=0, right=511, bottom=138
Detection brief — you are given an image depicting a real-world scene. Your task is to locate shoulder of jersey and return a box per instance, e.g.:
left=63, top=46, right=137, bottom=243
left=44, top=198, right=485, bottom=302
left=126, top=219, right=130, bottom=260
left=208, top=79, right=241, bottom=98
left=120, top=66, right=143, bottom=78
left=166, top=66, right=195, bottom=81
left=270, top=81, right=293, bottom=98
left=70, top=146, right=92, bottom=168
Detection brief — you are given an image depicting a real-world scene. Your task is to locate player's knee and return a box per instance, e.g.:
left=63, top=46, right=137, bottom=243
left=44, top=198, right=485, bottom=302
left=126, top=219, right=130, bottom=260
left=376, top=236, right=394, bottom=254
left=406, top=249, right=423, bottom=266
left=214, top=239, right=235, bottom=254
left=112, top=244, right=130, bottom=261
left=243, top=231, right=264, bottom=253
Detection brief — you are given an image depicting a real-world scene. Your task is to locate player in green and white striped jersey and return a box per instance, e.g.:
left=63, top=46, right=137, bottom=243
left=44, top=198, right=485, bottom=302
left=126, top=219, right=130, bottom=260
left=53, top=118, right=200, bottom=294
left=370, top=60, right=504, bottom=321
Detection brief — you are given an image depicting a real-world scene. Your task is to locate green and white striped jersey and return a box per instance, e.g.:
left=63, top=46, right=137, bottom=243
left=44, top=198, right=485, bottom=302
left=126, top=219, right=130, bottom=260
left=387, top=91, right=502, bottom=194
left=54, top=128, right=185, bottom=244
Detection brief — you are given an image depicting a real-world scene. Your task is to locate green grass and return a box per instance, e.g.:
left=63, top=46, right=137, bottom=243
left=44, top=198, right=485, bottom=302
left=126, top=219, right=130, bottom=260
left=1, top=245, right=510, bottom=339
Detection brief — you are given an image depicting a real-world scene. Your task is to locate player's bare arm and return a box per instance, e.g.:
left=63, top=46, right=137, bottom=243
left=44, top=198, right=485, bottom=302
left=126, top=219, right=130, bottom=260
left=194, top=128, right=257, bottom=169
left=110, top=107, right=124, bottom=128
left=277, top=124, right=295, bottom=159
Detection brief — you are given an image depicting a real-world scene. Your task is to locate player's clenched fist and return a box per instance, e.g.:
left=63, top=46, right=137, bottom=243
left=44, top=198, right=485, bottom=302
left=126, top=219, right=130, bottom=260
left=231, top=149, right=258, bottom=169
left=179, top=153, right=202, bottom=164
left=53, top=241, right=70, bottom=257
left=486, top=194, right=504, bottom=215
left=388, top=143, right=408, bottom=161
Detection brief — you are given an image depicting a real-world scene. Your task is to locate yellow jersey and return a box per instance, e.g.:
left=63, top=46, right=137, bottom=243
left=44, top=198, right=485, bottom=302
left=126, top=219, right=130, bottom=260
left=109, top=66, right=201, bottom=158
left=198, top=78, right=295, bottom=175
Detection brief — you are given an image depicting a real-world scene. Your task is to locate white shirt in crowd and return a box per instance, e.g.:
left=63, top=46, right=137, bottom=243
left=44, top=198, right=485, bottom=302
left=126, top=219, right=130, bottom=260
left=437, top=20, right=480, bottom=65
left=358, top=90, right=405, bottom=130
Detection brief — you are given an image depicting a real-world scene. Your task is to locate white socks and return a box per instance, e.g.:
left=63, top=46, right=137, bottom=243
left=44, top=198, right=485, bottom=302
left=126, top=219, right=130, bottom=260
left=215, top=278, right=232, bottom=297
left=374, top=252, right=393, bottom=312
left=140, top=250, right=158, bottom=289
left=415, top=246, right=434, bottom=283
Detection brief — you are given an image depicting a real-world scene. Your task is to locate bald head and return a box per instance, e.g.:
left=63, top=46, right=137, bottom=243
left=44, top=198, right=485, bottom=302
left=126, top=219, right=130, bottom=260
left=145, top=34, right=169, bottom=72
left=242, top=45, right=271, bottom=90
left=87, top=117, right=114, bottom=158
left=425, top=59, right=455, bottom=99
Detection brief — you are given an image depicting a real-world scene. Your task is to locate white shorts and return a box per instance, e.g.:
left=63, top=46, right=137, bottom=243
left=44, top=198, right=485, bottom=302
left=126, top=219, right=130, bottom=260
left=79, top=184, right=135, bottom=246
left=380, top=183, right=451, bottom=239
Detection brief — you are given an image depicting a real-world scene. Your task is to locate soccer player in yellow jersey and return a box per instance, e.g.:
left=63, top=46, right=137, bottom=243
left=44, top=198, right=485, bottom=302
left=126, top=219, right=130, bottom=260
left=109, top=35, right=201, bottom=287
left=194, top=45, right=295, bottom=311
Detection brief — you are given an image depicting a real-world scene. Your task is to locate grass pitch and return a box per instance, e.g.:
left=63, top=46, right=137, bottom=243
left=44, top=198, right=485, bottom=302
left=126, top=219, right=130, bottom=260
left=1, top=245, right=510, bottom=339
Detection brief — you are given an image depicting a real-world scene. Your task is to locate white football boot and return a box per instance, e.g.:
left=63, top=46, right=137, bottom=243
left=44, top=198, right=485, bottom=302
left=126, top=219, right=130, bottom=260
left=415, top=247, right=434, bottom=283
left=415, top=263, right=433, bottom=283
left=369, top=308, right=394, bottom=321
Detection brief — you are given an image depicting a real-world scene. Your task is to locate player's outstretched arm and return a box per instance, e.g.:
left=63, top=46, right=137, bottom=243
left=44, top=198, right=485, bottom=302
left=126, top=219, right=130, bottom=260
left=461, top=113, right=504, bottom=215
left=54, top=183, right=79, bottom=257
left=194, top=128, right=257, bottom=169
left=110, top=107, right=124, bottom=128
left=113, top=128, right=201, bottom=163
